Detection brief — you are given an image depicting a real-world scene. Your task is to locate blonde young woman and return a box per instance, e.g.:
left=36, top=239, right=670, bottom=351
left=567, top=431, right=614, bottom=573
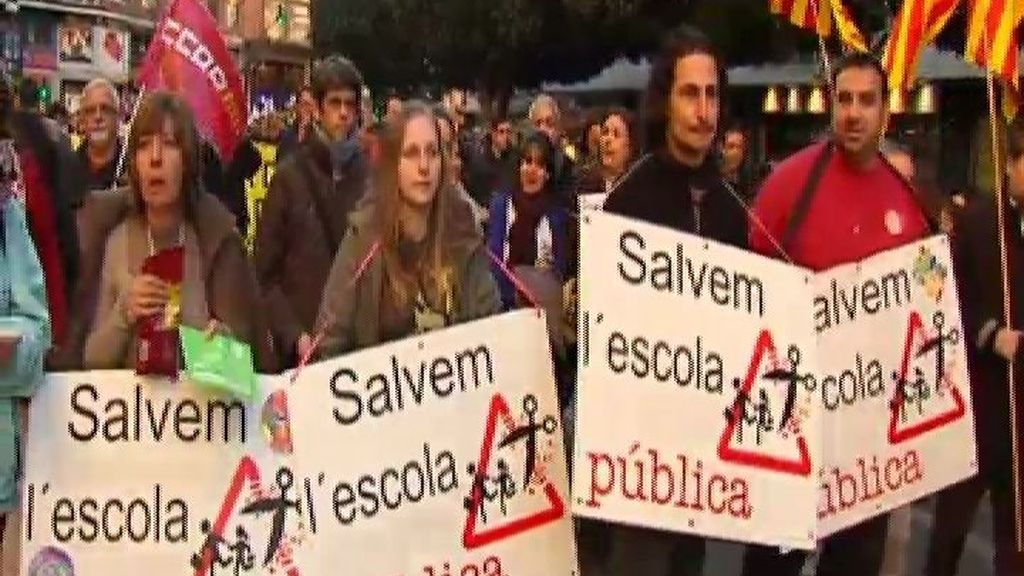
left=315, top=102, right=500, bottom=357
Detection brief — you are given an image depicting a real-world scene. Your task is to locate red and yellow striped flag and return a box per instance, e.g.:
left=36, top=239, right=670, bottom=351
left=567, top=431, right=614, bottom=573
left=830, top=0, right=869, bottom=52
left=884, top=0, right=962, bottom=91
left=966, top=0, right=1020, bottom=87
left=966, top=0, right=1021, bottom=117
left=924, top=0, right=961, bottom=43
left=770, top=0, right=868, bottom=52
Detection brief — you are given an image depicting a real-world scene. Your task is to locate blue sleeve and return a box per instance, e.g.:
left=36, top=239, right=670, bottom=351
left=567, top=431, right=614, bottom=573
left=486, top=195, right=513, bottom=308
left=552, top=207, right=570, bottom=280
left=0, top=199, right=51, bottom=398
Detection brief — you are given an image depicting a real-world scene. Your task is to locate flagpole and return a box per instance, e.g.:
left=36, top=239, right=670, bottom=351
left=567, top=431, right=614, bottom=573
left=111, top=86, right=145, bottom=191
left=812, top=0, right=834, bottom=93
left=985, top=63, right=1024, bottom=552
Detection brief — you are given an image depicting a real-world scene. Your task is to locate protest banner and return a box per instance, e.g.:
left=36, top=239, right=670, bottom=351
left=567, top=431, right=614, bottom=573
left=287, top=311, right=577, bottom=575
left=573, top=211, right=977, bottom=548
left=573, top=211, right=822, bottom=550
left=21, top=372, right=309, bottom=576
left=813, top=236, right=977, bottom=537
left=577, top=194, right=607, bottom=213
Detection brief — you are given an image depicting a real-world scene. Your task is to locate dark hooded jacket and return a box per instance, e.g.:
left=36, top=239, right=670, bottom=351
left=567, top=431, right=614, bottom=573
left=253, top=129, right=369, bottom=366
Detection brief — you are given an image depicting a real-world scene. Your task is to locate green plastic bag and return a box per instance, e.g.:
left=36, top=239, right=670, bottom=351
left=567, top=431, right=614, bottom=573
left=179, top=325, right=256, bottom=401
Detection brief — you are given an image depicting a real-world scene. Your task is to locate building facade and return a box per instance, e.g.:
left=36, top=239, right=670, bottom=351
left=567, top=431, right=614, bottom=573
left=238, top=0, right=310, bottom=113
left=3, top=0, right=310, bottom=116
left=4, top=0, right=155, bottom=112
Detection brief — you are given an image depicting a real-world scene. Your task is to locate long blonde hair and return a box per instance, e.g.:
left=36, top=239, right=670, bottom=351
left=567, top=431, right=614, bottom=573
left=373, top=101, right=456, bottom=312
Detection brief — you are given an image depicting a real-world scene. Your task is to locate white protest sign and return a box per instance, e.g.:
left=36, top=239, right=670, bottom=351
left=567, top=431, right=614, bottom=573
left=577, top=193, right=608, bottom=213
left=813, top=236, right=977, bottom=536
left=287, top=311, right=577, bottom=576
left=573, top=212, right=978, bottom=547
left=21, top=372, right=310, bottom=576
left=573, top=211, right=822, bottom=550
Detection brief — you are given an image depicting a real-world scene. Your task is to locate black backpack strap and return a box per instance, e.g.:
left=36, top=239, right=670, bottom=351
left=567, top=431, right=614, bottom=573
left=298, top=155, right=341, bottom=255
left=782, top=141, right=833, bottom=252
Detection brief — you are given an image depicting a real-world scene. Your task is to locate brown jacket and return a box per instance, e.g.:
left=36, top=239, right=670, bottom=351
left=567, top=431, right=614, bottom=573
left=65, top=188, right=275, bottom=371
left=315, top=198, right=502, bottom=358
left=253, top=132, right=368, bottom=366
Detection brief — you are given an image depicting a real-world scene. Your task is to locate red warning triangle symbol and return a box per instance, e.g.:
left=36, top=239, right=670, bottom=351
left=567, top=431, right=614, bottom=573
left=717, top=330, right=812, bottom=477
left=888, top=311, right=966, bottom=444
left=193, top=456, right=261, bottom=576
left=462, top=393, right=566, bottom=550
left=193, top=457, right=300, bottom=576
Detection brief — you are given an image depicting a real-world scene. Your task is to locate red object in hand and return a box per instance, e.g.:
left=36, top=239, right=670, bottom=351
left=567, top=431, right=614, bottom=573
left=136, top=247, right=184, bottom=377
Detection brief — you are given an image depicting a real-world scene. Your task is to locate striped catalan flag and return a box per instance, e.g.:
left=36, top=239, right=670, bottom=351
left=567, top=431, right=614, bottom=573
left=829, top=0, right=869, bottom=52
left=966, top=0, right=1021, bottom=117
left=771, top=0, right=831, bottom=35
left=966, top=0, right=1019, bottom=88
left=770, top=0, right=868, bottom=51
left=884, top=0, right=962, bottom=91
left=923, top=0, right=961, bottom=44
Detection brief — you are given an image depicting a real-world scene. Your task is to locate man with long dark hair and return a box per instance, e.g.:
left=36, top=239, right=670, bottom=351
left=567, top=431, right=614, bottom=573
left=601, top=24, right=749, bottom=576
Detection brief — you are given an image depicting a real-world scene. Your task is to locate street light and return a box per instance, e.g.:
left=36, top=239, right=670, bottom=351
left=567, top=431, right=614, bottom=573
left=915, top=83, right=937, bottom=114
left=806, top=86, right=826, bottom=114
left=762, top=86, right=781, bottom=114
left=785, top=86, right=802, bottom=114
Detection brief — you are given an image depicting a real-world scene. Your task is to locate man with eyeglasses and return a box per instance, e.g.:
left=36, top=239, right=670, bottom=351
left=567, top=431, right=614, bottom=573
left=529, top=94, right=577, bottom=207
left=77, top=78, right=123, bottom=191
left=254, top=55, right=370, bottom=369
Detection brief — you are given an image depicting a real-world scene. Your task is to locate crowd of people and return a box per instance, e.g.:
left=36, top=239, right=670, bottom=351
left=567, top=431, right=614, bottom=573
left=0, top=21, right=1022, bottom=576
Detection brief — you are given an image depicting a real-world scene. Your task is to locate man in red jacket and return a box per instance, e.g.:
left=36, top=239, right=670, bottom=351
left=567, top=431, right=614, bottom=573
left=742, top=53, right=930, bottom=576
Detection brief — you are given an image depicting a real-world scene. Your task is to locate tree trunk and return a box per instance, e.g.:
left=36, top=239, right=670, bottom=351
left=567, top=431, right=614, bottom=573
left=478, top=79, right=512, bottom=121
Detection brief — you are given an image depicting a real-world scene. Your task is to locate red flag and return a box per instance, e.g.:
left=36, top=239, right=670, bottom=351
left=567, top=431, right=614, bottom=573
left=138, top=0, right=247, bottom=160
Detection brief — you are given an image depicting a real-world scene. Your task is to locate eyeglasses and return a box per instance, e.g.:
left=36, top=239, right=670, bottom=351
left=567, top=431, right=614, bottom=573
left=81, top=103, right=117, bottom=117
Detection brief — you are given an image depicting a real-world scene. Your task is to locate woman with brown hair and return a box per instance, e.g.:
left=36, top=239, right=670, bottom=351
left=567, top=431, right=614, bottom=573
left=315, top=101, right=500, bottom=357
left=82, top=91, right=268, bottom=370
left=574, top=107, right=640, bottom=204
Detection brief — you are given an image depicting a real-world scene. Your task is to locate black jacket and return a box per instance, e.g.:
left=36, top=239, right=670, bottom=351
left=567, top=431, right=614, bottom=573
left=9, top=111, right=81, bottom=295
left=952, top=194, right=1024, bottom=482
left=253, top=131, right=369, bottom=367
left=466, top=137, right=515, bottom=206
left=603, top=151, right=748, bottom=249
left=77, top=138, right=123, bottom=192
left=221, top=137, right=261, bottom=233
